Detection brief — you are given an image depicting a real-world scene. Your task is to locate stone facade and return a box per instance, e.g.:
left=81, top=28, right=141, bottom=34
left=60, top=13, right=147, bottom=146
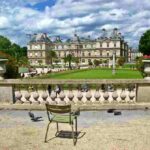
left=27, top=28, right=130, bottom=66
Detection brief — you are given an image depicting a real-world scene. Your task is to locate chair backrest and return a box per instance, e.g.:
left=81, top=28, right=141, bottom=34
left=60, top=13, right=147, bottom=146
left=46, top=104, right=71, bottom=114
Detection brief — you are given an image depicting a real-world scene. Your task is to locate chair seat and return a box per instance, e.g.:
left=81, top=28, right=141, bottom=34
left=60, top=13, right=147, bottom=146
left=52, top=114, right=76, bottom=123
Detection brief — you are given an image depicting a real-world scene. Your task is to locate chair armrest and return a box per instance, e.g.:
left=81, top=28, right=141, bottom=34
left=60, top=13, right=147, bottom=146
left=71, top=108, right=80, bottom=116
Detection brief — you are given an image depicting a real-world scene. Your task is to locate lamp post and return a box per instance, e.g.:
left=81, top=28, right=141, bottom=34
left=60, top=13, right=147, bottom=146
left=112, top=50, right=116, bottom=75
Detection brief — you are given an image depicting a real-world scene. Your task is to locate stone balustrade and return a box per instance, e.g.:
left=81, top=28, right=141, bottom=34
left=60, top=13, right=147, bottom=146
left=0, top=79, right=150, bottom=105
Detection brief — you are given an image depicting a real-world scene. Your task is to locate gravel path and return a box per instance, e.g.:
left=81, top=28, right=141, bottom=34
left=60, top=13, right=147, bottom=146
left=0, top=110, right=150, bottom=150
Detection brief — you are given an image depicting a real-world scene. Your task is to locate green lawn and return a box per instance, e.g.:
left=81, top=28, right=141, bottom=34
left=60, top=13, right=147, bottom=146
left=38, top=68, right=143, bottom=79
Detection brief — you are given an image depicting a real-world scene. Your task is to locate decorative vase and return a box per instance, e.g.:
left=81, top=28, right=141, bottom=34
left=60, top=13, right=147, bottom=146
left=142, top=59, right=150, bottom=80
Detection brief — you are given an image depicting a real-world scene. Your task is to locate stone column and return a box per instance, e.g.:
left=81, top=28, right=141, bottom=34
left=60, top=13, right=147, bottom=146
left=137, top=83, right=150, bottom=103
left=0, top=84, right=14, bottom=103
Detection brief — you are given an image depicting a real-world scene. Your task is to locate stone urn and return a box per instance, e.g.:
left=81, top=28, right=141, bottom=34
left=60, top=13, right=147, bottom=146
left=143, top=59, right=150, bottom=80
left=0, top=59, right=7, bottom=80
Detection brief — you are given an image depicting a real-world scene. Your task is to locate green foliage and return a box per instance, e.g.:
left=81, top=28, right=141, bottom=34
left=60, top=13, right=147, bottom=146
left=0, top=36, right=11, bottom=50
left=99, top=59, right=102, bottom=64
left=47, top=50, right=57, bottom=66
left=103, top=59, right=108, bottom=64
left=73, top=57, right=80, bottom=68
left=135, top=57, right=144, bottom=75
left=0, top=35, right=27, bottom=78
left=93, top=59, right=100, bottom=66
left=0, top=51, right=19, bottom=78
left=0, top=36, right=27, bottom=60
left=65, top=54, right=74, bottom=69
left=88, top=60, right=93, bottom=66
left=139, top=29, right=150, bottom=55
left=117, top=57, right=125, bottom=66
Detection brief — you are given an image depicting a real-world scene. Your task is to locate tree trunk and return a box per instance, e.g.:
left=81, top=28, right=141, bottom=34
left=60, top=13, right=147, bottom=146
left=69, top=60, right=72, bottom=70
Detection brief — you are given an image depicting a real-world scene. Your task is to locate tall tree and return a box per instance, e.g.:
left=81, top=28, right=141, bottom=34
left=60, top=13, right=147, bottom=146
left=47, top=50, right=57, bottom=67
left=0, top=36, right=11, bottom=50
left=73, top=57, right=80, bottom=69
left=117, top=57, right=125, bottom=66
left=0, top=35, right=27, bottom=60
left=65, top=54, right=74, bottom=70
left=139, top=29, right=150, bottom=55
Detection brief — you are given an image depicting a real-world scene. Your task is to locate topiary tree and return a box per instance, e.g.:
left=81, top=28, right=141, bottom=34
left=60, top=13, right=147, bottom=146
left=117, top=57, right=125, bottom=66
left=65, top=54, right=74, bottom=70
left=88, top=60, right=93, bottom=66
left=47, top=50, right=57, bottom=68
left=139, top=29, right=150, bottom=55
left=93, top=59, right=100, bottom=67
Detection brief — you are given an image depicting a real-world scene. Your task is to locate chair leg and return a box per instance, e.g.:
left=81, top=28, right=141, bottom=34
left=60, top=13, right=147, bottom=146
left=75, top=118, right=77, bottom=137
left=71, top=124, right=75, bottom=145
left=55, top=122, right=59, bottom=136
left=44, top=122, right=51, bottom=143
left=56, top=122, right=59, bottom=132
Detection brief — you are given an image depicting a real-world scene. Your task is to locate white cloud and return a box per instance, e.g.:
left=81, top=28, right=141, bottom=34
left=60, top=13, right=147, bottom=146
left=0, top=16, right=10, bottom=29
left=0, top=0, right=150, bottom=48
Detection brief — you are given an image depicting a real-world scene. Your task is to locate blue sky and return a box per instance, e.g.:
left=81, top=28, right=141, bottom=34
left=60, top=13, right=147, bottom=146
left=0, top=0, right=150, bottom=48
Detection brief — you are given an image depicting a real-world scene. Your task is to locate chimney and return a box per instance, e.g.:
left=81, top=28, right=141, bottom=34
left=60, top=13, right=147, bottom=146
left=113, top=28, right=118, bottom=37
left=102, top=28, right=107, bottom=38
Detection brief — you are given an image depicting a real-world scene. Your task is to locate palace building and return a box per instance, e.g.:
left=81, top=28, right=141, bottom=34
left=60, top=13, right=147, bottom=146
left=27, top=28, right=130, bottom=66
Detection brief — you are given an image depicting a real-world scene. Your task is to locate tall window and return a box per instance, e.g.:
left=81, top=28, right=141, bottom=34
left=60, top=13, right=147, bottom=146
left=100, top=51, right=102, bottom=56
left=107, top=43, right=109, bottom=47
left=82, top=52, right=85, bottom=56
left=107, top=51, right=109, bottom=56
left=100, top=43, right=102, bottom=47
left=88, top=52, right=91, bottom=56
left=114, top=43, right=116, bottom=47
left=82, top=59, right=85, bottom=63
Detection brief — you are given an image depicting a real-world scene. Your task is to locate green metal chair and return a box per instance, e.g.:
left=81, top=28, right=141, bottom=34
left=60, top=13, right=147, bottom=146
left=45, top=104, right=80, bottom=145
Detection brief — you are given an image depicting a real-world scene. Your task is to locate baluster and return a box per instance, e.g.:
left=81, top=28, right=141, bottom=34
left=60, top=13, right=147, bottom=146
left=85, top=90, right=92, bottom=104
left=77, top=90, right=83, bottom=104
left=103, top=91, right=109, bottom=102
left=94, top=89, right=101, bottom=101
left=129, top=90, right=135, bottom=102
left=59, top=91, right=66, bottom=104
left=50, top=91, right=57, bottom=104
left=67, top=90, right=74, bottom=103
left=15, top=91, right=22, bottom=103
left=41, top=85, right=48, bottom=104
left=112, top=91, right=118, bottom=102
left=120, top=89, right=126, bottom=102
left=24, top=91, right=31, bottom=103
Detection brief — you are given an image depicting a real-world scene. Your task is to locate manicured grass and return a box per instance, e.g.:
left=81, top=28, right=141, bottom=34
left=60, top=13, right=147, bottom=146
left=38, top=68, right=143, bottom=79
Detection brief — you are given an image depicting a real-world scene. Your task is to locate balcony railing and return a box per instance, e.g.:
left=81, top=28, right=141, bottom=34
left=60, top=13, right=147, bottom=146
left=0, top=79, right=150, bottom=105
